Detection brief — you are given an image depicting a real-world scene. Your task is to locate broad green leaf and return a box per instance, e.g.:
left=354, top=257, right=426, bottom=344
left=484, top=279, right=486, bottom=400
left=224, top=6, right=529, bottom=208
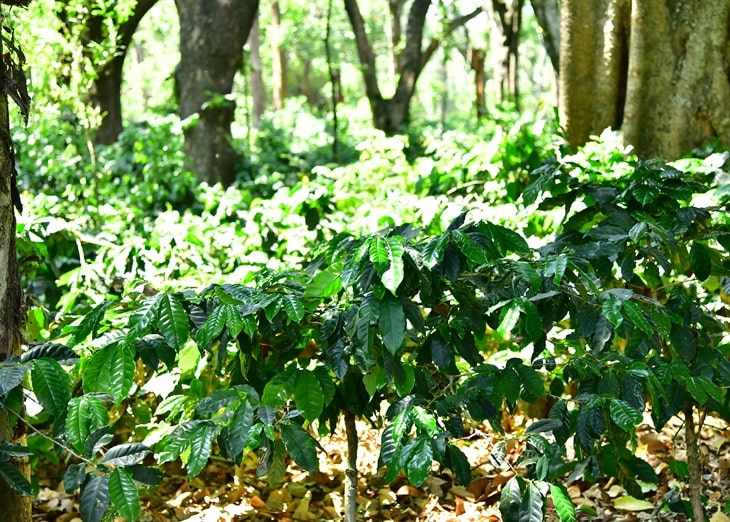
left=451, top=229, right=488, bottom=265
left=515, top=364, right=546, bottom=398
left=685, top=377, right=708, bottom=405
left=669, top=323, right=696, bottom=361
left=109, top=468, right=140, bottom=522
left=621, top=301, right=653, bottom=336
left=21, top=343, right=78, bottom=365
left=280, top=423, right=318, bottom=472
left=127, top=465, right=165, bottom=486
left=405, top=437, right=433, bottom=486
left=520, top=481, right=546, bottom=522
left=378, top=296, right=405, bottom=355
left=497, top=301, right=521, bottom=338
left=184, top=423, right=218, bottom=477
left=392, top=408, right=414, bottom=443
left=83, top=344, right=135, bottom=405
left=63, top=463, right=87, bottom=493
left=195, top=389, right=239, bottom=416
left=601, top=298, right=624, bottom=328
left=550, top=483, right=576, bottom=522
left=696, top=376, right=725, bottom=404
left=499, top=476, right=522, bottom=522
left=0, top=363, right=28, bottom=396
left=521, top=300, right=543, bottom=342
left=689, top=242, right=712, bottom=280
left=195, top=305, right=226, bottom=349
left=544, top=254, right=568, bottom=285
left=70, top=301, right=111, bottom=347
left=127, top=297, right=158, bottom=334
left=294, top=371, right=324, bottom=422
left=368, top=236, right=389, bottom=265
left=30, top=358, right=72, bottom=419
left=223, top=400, right=255, bottom=459
left=66, top=396, right=109, bottom=454
left=482, top=222, right=530, bottom=255
left=413, top=407, right=438, bottom=437
left=609, top=399, right=642, bottom=431
left=303, top=262, right=343, bottom=297
left=102, top=443, right=152, bottom=467
left=262, top=367, right=295, bottom=406
left=281, top=294, right=305, bottom=323
left=447, top=445, right=471, bottom=486
left=154, top=294, right=190, bottom=351
left=79, top=474, right=110, bottom=522
left=0, top=442, right=33, bottom=458
left=224, top=304, right=244, bottom=338
left=0, top=462, right=33, bottom=497
left=380, top=237, right=405, bottom=295
left=422, top=234, right=449, bottom=268
left=430, top=334, right=454, bottom=370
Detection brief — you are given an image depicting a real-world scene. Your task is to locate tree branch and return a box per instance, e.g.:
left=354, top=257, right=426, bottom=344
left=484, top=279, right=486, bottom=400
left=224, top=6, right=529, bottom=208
left=420, top=6, right=483, bottom=71
left=343, top=0, right=382, bottom=101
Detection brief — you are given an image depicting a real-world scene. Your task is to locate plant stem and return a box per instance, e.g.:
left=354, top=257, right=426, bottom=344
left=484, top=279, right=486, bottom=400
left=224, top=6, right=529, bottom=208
left=684, top=403, right=704, bottom=522
left=344, top=411, right=359, bottom=522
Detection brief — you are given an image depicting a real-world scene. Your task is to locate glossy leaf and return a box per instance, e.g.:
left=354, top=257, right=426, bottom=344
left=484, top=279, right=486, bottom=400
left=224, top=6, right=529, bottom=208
left=0, top=363, right=28, bottom=396
left=379, top=295, right=405, bottom=355
left=689, top=242, right=712, bottom=280
left=304, top=262, right=343, bottom=297
left=109, top=468, right=140, bottom=522
left=294, top=371, right=324, bottom=422
left=550, top=483, right=576, bottom=522
left=405, top=437, right=433, bottom=486
left=281, top=294, right=305, bottom=323
left=102, top=443, right=151, bottom=467
left=280, top=423, right=318, bottom=472
left=520, top=481, right=546, bottom=521
left=66, top=395, right=109, bottom=454
left=83, top=344, right=135, bottom=405
left=70, top=301, right=111, bottom=347
left=154, top=294, right=190, bottom=351
left=0, top=462, right=33, bottom=497
left=500, top=476, right=522, bottom=522
left=79, top=474, right=110, bottom=522
left=30, top=358, right=72, bottom=419
left=609, top=399, right=642, bottom=431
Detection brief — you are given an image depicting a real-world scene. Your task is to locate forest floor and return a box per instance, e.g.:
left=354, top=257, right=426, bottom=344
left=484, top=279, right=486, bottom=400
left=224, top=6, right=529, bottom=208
left=32, top=412, right=729, bottom=522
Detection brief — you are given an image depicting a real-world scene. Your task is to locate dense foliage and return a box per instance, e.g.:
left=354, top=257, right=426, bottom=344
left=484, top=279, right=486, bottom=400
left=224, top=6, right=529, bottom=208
left=2, top=100, right=729, bottom=521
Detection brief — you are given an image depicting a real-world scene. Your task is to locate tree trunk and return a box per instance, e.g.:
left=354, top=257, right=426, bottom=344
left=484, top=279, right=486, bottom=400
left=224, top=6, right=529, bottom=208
left=529, top=0, right=560, bottom=73
left=175, top=0, right=259, bottom=186
left=269, top=0, right=286, bottom=110
left=248, top=16, right=265, bottom=125
left=0, top=9, right=32, bottom=520
left=343, top=411, right=359, bottom=522
left=623, top=0, right=730, bottom=159
left=470, top=48, right=487, bottom=120
left=89, top=0, right=158, bottom=144
left=345, top=0, right=480, bottom=133
left=490, top=0, right=523, bottom=107
left=559, top=0, right=630, bottom=150
left=684, top=404, right=704, bottom=522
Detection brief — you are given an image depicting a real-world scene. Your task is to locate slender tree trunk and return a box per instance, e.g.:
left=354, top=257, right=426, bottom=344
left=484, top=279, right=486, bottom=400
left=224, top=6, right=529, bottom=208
left=325, top=0, right=339, bottom=157
left=269, top=0, right=286, bottom=110
left=0, top=8, right=31, bottom=521
left=684, top=404, right=704, bottom=522
left=90, top=0, right=158, bottom=144
left=623, top=0, right=730, bottom=159
left=489, top=0, right=523, bottom=108
left=248, top=16, right=265, bottom=124
left=470, top=48, right=487, bottom=120
left=343, top=411, right=358, bottom=522
left=175, top=0, right=259, bottom=186
left=530, top=0, right=560, bottom=73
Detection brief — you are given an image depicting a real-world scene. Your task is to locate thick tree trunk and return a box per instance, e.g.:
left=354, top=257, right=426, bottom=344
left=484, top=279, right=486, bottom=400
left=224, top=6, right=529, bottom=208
left=623, top=0, right=730, bottom=159
left=0, top=12, right=31, bottom=521
left=248, top=16, right=265, bottom=124
left=269, top=0, right=286, bottom=110
left=89, top=0, right=158, bottom=144
left=175, top=0, right=259, bottom=186
left=530, top=0, right=560, bottom=73
left=559, top=0, right=630, bottom=150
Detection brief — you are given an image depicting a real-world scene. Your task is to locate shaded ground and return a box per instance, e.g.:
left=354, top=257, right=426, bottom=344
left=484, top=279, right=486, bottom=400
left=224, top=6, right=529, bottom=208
left=33, top=414, right=729, bottom=521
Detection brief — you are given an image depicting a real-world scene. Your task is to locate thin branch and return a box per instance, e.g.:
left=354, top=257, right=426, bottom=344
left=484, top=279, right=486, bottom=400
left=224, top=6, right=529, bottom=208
left=421, top=7, right=483, bottom=69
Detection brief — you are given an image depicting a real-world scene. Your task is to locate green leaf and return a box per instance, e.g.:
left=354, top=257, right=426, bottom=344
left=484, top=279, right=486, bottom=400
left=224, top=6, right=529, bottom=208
left=689, top=242, right=712, bottom=280
left=516, top=364, right=546, bottom=398
left=294, top=371, right=324, bottom=422
left=102, top=443, right=151, bottom=467
left=685, top=377, right=708, bottom=405
left=185, top=423, right=217, bottom=477
left=223, top=400, right=255, bottom=460
left=550, top=483, right=576, bottom=522
left=280, top=423, right=318, bottom=472
left=21, top=343, right=78, bottom=365
left=422, top=234, right=449, bottom=268
left=262, top=367, right=295, bottom=406
left=0, top=442, right=33, bottom=458
left=70, top=301, right=111, bottom=347
left=497, top=301, right=521, bottom=338
left=63, top=463, right=87, bottom=493
left=79, top=474, right=110, bottom=522
left=500, top=476, right=522, bottom=522
left=520, top=481, right=546, bottom=521
left=430, top=334, right=454, bottom=370
left=303, top=262, right=343, bottom=297
left=66, top=396, right=109, bottom=454
left=378, top=295, right=405, bottom=355
left=405, top=437, right=432, bottom=486
left=195, top=305, right=226, bottom=349
left=670, top=323, right=696, bottom=361
left=447, top=445, right=471, bottom=486
left=281, top=294, right=305, bottom=323
left=0, top=363, right=28, bottom=396
left=224, top=304, right=244, bottom=338
left=369, top=236, right=389, bottom=265
left=521, top=300, right=543, bottom=343
left=451, top=229, right=488, bottom=265
left=154, top=294, right=190, bottom=351
left=621, top=300, right=653, bottom=336
left=109, top=468, right=140, bottom=522
left=602, top=298, right=624, bottom=328
left=609, top=399, right=642, bottom=431
left=544, top=254, right=568, bottom=285
left=30, top=358, right=72, bottom=419
left=0, top=462, right=33, bottom=497
left=195, top=389, right=239, bottom=416
left=83, top=344, right=135, bottom=405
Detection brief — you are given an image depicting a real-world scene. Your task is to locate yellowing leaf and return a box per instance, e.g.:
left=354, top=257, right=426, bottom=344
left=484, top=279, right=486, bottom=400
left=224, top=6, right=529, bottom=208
left=613, top=496, right=654, bottom=511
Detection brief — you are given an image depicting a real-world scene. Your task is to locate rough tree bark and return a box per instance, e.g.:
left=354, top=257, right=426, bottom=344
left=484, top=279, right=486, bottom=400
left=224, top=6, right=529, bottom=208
left=248, top=15, right=265, bottom=124
left=470, top=48, right=487, bottom=120
left=344, top=0, right=481, bottom=133
left=489, top=0, right=523, bottom=107
left=560, top=0, right=729, bottom=159
left=0, top=6, right=31, bottom=521
left=175, top=0, right=259, bottom=186
left=559, top=0, right=630, bottom=150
